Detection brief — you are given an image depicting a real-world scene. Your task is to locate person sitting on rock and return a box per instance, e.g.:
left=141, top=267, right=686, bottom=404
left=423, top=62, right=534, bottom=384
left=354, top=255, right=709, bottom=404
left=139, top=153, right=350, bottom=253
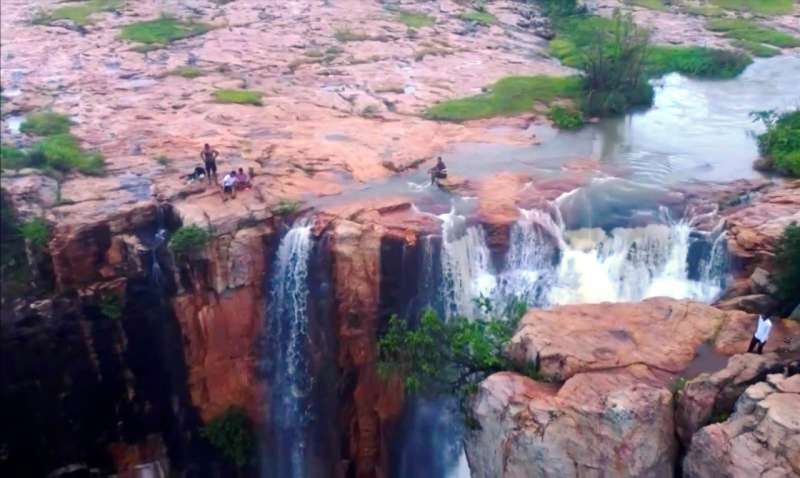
left=429, top=156, right=447, bottom=186
left=235, top=167, right=251, bottom=190
left=201, top=143, right=219, bottom=185
left=747, top=314, right=772, bottom=355
left=185, top=166, right=206, bottom=183
left=221, top=170, right=237, bottom=201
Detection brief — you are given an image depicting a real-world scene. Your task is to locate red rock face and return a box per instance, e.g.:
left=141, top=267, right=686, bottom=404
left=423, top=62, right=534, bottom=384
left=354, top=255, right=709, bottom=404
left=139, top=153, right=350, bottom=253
left=331, top=220, right=404, bottom=478
left=169, top=225, right=273, bottom=423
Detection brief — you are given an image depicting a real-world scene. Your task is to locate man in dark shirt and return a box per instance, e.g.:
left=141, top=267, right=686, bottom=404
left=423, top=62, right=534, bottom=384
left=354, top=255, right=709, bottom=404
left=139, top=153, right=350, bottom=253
left=201, top=144, right=219, bottom=184
left=429, top=156, right=447, bottom=186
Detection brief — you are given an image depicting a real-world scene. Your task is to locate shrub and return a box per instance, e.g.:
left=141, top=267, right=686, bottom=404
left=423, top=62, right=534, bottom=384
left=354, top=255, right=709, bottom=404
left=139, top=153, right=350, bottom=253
left=28, top=134, right=105, bottom=175
left=753, top=110, right=800, bottom=177
left=547, top=105, right=584, bottom=129
left=33, top=0, right=121, bottom=26
left=201, top=407, right=255, bottom=467
left=1, top=191, right=33, bottom=302
left=19, top=218, right=49, bottom=250
left=670, top=376, right=687, bottom=396
left=395, top=10, right=435, bottom=28
left=771, top=223, right=800, bottom=305
left=20, top=111, right=71, bottom=136
left=580, top=12, right=655, bottom=116
left=426, top=75, right=582, bottom=121
left=213, top=89, right=263, bottom=106
left=168, top=225, right=209, bottom=258
left=378, top=297, right=530, bottom=401
left=1, top=144, right=32, bottom=170
left=120, top=17, right=211, bottom=46
left=733, top=40, right=780, bottom=58
left=272, top=199, right=302, bottom=216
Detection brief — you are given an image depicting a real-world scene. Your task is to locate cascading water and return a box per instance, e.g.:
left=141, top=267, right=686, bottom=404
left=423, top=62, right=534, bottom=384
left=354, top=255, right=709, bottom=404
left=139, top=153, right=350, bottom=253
left=265, top=221, right=314, bottom=478
left=439, top=209, right=495, bottom=319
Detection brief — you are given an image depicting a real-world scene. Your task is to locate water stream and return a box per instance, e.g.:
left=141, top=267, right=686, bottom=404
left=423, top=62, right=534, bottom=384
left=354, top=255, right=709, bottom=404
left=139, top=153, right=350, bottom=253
left=265, top=221, right=314, bottom=478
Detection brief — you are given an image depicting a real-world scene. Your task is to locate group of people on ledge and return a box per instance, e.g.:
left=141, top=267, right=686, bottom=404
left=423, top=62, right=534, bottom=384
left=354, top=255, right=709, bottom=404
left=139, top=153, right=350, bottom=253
left=188, top=144, right=251, bottom=201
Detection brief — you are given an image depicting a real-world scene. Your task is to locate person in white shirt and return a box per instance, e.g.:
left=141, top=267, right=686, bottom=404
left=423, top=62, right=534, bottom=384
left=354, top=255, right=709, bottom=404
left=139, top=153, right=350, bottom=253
left=747, top=315, right=772, bottom=355
left=221, top=170, right=237, bottom=201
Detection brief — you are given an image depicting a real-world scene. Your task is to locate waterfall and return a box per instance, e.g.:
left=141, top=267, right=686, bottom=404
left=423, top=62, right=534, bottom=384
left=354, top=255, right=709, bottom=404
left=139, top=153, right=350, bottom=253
left=439, top=209, right=495, bottom=319
left=266, top=221, right=313, bottom=478
left=497, top=207, right=564, bottom=308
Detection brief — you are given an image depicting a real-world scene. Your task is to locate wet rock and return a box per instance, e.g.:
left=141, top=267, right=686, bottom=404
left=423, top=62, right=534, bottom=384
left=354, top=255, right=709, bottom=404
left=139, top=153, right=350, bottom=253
left=675, top=353, right=788, bottom=445
left=716, top=293, right=778, bottom=315
left=683, top=373, right=800, bottom=478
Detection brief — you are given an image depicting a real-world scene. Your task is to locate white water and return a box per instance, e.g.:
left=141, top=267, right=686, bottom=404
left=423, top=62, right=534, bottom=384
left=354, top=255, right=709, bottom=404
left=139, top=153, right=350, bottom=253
left=267, top=221, right=313, bottom=478
left=437, top=206, right=726, bottom=312
left=439, top=209, right=496, bottom=319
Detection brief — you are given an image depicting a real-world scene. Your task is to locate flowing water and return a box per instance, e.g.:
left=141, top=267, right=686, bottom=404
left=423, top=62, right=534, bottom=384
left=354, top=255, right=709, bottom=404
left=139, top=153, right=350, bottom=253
left=265, top=222, right=314, bottom=478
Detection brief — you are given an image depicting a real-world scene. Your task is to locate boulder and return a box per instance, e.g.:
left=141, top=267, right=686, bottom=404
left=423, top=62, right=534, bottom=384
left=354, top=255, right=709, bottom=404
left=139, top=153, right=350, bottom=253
left=507, top=298, right=735, bottom=381
left=683, top=373, right=800, bottom=478
left=466, top=368, right=676, bottom=478
left=675, top=353, right=787, bottom=445
left=715, top=293, right=777, bottom=315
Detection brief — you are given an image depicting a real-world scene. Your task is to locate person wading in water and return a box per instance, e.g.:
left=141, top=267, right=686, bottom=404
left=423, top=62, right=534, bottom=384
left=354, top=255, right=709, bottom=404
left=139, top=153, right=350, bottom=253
left=429, top=156, right=447, bottom=186
left=200, top=143, right=219, bottom=185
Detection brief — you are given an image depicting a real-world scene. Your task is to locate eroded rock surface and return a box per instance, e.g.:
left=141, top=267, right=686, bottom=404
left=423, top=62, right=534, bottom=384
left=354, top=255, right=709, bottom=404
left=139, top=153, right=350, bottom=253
left=684, top=373, right=800, bottom=478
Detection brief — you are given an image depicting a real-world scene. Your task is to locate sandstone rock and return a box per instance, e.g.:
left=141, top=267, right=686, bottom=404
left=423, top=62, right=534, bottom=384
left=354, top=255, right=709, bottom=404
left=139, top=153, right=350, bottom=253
left=507, top=298, right=733, bottom=381
left=750, top=267, right=778, bottom=295
left=0, top=172, right=59, bottom=220
left=675, top=353, right=787, bottom=445
left=171, top=286, right=265, bottom=422
left=683, top=373, right=800, bottom=478
left=466, top=369, right=676, bottom=478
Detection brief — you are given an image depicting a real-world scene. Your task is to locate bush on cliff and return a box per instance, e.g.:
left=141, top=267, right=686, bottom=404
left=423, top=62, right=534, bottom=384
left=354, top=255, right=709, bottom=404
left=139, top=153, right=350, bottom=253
left=753, top=109, right=800, bottom=177
left=168, top=225, right=209, bottom=259
left=120, top=17, right=211, bottom=46
left=19, top=218, right=49, bottom=250
left=772, top=223, right=800, bottom=308
left=378, top=297, right=531, bottom=402
left=1, top=190, right=32, bottom=303
left=201, top=407, right=255, bottom=467
left=20, top=112, right=72, bottom=136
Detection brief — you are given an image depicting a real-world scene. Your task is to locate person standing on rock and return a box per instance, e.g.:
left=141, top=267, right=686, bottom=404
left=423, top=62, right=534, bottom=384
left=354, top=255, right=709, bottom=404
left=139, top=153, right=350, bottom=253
left=201, top=143, right=219, bottom=185
left=747, top=314, right=772, bottom=354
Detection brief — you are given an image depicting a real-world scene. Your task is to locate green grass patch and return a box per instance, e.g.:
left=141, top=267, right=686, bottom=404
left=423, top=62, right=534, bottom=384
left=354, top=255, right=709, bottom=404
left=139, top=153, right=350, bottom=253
left=754, top=109, right=800, bottom=177
left=1, top=144, right=31, bottom=170
left=33, top=0, right=122, bottom=26
left=709, top=0, right=794, bottom=15
left=28, top=134, right=105, bottom=175
left=395, top=9, right=435, bottom=28
left=734, top=39, right=780, bottom=57
left=459, top=10, right=497, bottom=25
left=213, top=89, right=263, bottom=106
left=626, top=0, right=667, bottom=11
left=426, top=75, right=582, bottom=121
left=334, top=27, right=372, bottom=42
left=167, top=66, right=205, bottom=78
left=645, top=45, right=751, bottom=78
left=683, top=4, right=726, bottom=16
left=20, top=111, right=72, bottom=136
left=120, top=17, right=211, bottom=46
left=707, top=18, right=800, bottom=48
left=547, top=105, right=585, bottom=129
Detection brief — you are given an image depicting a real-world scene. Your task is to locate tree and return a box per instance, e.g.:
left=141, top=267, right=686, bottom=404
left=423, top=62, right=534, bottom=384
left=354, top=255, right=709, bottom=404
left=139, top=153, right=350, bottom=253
left=378, top=297, right=531, bottom=404
left=581, top=10, right=654, bottom=116
left=772, top=223, right=800, bottom=311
